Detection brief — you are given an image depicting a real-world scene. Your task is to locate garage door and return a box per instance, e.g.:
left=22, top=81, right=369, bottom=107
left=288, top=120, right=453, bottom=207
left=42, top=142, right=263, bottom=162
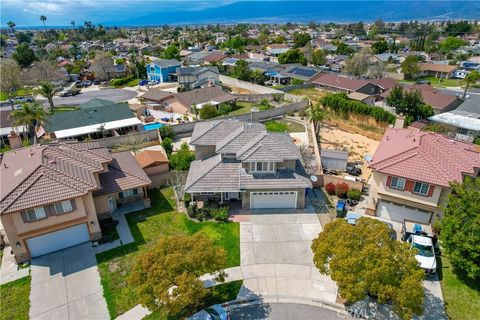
left=250, top=191, right=297, bottom=209
left=376, top=201, right=432, bottom=224
left=26, top=224, right=90, bottom=258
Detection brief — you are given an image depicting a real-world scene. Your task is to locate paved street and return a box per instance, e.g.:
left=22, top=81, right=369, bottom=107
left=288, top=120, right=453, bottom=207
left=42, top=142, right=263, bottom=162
left=46, top=88, right=138, bottom=106
left=29, top=243, right=109, bottom=320
left=230, top=302, right=343, bottom=320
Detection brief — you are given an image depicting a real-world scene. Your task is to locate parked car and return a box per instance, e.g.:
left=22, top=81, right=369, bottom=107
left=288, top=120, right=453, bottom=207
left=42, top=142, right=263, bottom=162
left=59, top=88, right=81, bottom=97
left=416, top=80, right=431, bottom=85
left=189, top=304, right=229, bottom=320
left=408, top=235, right=437, bottom=274
left=82, top=80, right=92, bottom=87
left=345, top=214, right=396, bottom=240
left=75, top=80, right=83, bottom=88
left=93, top=79, right=100, bottom=85
left=346, top=163, right=362, bottom=176
left=12, top=96, right=34, bottom=103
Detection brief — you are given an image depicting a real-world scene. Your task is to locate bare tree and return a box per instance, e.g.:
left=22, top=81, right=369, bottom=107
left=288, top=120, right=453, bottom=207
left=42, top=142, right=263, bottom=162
left=367, top=61, right=386, bottom=79
left=168, top=171, right=187, bottom=201
left=27, top=60, right=64, bottom=84
left=119, top=133, right=149, bottom=154
left=0, top=59, right=24, bottom=110
left=92, top=52, right=113, bottom=81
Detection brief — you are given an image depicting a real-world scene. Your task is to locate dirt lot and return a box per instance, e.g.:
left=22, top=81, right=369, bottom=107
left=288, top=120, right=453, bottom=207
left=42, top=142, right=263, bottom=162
left=320, top=123, right=380, bottom=181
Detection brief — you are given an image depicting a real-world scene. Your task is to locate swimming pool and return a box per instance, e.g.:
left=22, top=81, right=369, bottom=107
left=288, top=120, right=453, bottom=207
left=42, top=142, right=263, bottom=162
left=143, top=122, right=165, bottom=131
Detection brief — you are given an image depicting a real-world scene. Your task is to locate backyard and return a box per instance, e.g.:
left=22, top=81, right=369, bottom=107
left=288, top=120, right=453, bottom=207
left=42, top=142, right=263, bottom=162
left=0, top=276, right=31, bottom=320
left=440, top=255, right=480, bottom=320
left=401, top=76, right=463, bottom=88
left=265, top=118, right=305, bottom=133
left=226, top=100, right=258, bottom=115
left=96, top=187, right=240, bottom=319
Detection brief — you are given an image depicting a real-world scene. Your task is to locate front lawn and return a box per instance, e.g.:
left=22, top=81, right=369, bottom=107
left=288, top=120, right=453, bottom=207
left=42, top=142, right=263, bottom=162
left=97, top=188, right=240, bottom=318
left=0, top=88, right=33, bottom=101
left=265, top=119, right=305, bottom=132
left=0, top=276, right=31, bottom=320
left=401, top=77, right=463, bottom=87
left=439, top=255, right=480, bottom=320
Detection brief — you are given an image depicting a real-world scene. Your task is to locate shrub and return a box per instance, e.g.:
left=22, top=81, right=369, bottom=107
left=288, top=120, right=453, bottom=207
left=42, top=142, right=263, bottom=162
left=218, top=103, right=233, bottom=116
left=258, top=99, right=273, bottom=110
left=335, top=182, right=350, bottom=198
left=212, top=207, right=229, bottom=222
left=199, top=104, right=219, bottom=119
left=169, top=143, right=195, bottom=171
left=347, top=189, right=362, bottom=201
left=159, top=125, right=174, bottom=139
left=325, top=182, right=336, bottom=195
left=109, top=75, right=135, bottom=87
left=161, top=137, right=173, bottom=155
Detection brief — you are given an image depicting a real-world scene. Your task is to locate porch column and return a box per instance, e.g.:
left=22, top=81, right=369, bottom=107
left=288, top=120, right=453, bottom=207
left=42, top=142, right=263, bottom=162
left=220, top=192, right=223, bottom=204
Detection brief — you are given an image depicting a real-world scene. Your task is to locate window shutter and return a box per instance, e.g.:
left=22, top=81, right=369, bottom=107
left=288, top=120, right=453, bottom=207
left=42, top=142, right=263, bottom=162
left=45, top=205, right=56, bottom=217
left=405, top=180, right=414, bottom=192
left=427, top=185, right=434, bottom=197
left=386, top=176, right=392, bottom=187
left=70, top=199, right=77, bottom=211
left=20, top=211, right=29, bottom=223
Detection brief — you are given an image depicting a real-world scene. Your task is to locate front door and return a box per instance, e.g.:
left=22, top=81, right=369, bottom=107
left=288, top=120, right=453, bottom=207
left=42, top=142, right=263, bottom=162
left=108, top=195, right=117, bottom=213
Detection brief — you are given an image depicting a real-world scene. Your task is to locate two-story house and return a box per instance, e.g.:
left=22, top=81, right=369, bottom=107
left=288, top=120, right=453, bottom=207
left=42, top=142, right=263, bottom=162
left=366, top=128, right=480, bottom=224
left=185, top=120, right=312, bottom=210
left=146, top=59, right=181, bottom=83
left=0, top=141, right=151, bottom=262
left=176, top=66, right=220, bottom=90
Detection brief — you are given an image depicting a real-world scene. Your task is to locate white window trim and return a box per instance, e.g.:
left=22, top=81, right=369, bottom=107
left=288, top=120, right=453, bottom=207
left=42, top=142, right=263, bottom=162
left=413, top=182, right=430, bottom=196
left=390, top=177, right=406, bottom=190
left=249, top=161, right=275, bottom=173
left=120, top=188, right=139, bottom=198
left=26, top=207, right=47, bottom=222
left=54, top=200, right=73, bottom=215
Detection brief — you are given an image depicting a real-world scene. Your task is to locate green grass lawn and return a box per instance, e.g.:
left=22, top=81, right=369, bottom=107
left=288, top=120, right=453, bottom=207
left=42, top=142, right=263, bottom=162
left=265, top=119, right=305, bottom=133
left=0, top=88, right=34, bottom=101
left=0, top=276, right=31, bottom=320
left=224, top=101, right=259, bottom=116
left=439, top=255, right=480, bottom=320
left=96, top=188, right=240, bottom=318
left=401, top=77, right=463, bottom=88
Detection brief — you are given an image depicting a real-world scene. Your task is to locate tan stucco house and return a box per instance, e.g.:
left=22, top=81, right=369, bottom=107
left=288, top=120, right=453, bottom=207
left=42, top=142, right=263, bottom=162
left=185, top=120, right=312, bottom=210
left=366, top=128, right=480, bottom=224
left=0, top=141, right=151, bottom=263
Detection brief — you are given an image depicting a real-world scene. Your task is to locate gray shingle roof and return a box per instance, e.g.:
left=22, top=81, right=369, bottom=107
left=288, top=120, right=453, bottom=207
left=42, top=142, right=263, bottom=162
left=151, top=59, right=181, bottom=68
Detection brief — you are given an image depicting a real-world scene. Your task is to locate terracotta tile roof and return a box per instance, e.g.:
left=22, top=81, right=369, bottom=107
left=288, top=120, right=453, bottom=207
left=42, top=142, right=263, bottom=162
left=310, top=73, right=369, bottom=91
left=141, top=89, right=174, bottom=102
left=134, top=150, right=169, bottom=169
left=369, top=128, right=480, bottom=187
left=418, top=63, right=457, bottom=73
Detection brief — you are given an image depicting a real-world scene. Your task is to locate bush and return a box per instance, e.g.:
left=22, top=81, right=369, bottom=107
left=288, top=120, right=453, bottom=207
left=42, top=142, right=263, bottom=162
left=258, top=99, right=273, bottom=110
left=169, top=142, right=195, bottom=171
left=218, top=103, right=233, bottom=116
left=212, top=207, right=229, bottom=222
left=325, top=182, right=336, bottom=195
left=109, top=75, right=136, bottom=87
left=161, top=137, right=173, bottom=155
left=199, top=104, right=219, bottom=119
left=159, top=125, right=174, bottom=140
left=335, top=182, right=350, bottom=198
left=347, top=189, right=362, bottom=201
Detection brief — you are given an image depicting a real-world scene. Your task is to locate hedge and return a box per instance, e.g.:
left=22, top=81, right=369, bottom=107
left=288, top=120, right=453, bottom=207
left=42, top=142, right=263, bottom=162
left=110, top=75, right=136, bottom=87
left=320, top=93, right=396, bottom=124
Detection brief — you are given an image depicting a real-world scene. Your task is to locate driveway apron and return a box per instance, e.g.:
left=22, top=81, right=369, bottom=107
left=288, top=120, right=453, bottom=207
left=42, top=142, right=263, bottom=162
left=29, top=242, right=109, bottom=320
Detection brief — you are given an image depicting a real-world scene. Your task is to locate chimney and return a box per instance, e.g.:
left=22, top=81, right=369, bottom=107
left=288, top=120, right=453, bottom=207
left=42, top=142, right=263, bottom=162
left=7, top=131, right=22, bottom=150
left=394, top=114, right=405, bottom=129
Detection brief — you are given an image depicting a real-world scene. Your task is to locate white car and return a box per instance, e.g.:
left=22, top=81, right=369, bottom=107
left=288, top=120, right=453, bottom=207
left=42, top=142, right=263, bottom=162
left=189, top=304, right=229, bottom=320
left=408, top=235, right=436, bottom=274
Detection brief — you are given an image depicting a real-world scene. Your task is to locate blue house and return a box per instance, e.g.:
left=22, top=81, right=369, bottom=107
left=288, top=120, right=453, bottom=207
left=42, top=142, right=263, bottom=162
left=146, top=59, right=181, bottom=82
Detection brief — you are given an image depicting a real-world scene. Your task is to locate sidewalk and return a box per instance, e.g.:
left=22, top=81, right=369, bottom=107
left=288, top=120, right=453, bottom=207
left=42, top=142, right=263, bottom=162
left=0, top=246, right=29, bottom=285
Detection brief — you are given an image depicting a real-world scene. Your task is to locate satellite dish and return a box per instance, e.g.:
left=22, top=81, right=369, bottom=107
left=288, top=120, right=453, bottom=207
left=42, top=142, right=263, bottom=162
left=310, top=175, right=318, bottom=182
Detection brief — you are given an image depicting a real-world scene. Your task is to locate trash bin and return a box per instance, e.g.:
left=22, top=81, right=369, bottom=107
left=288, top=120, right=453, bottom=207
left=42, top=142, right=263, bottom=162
left=336, top=200, right=346, bottom=218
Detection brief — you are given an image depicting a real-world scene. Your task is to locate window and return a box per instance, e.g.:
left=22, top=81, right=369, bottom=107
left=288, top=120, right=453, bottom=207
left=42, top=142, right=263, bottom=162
left=413, top=182, right=430, bottom=195
left=54, top=200, right=73, bottom=214
left=250, top=162, right=275, bottom=173
left=390, top=177, right=406, bottom=190
left=120, top=188, right=139, bottom=198
left=26, top=207, right=46, bottom=222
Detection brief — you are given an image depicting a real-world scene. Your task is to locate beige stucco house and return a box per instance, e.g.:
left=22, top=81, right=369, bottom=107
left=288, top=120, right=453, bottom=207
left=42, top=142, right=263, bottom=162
left=0, top=141, right=151, bottom=263
left=366, top=128, right=480, bottom=224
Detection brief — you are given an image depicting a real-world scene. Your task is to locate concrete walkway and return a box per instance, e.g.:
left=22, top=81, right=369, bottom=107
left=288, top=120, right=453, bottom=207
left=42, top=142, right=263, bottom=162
left=29, top=243, right=109, bottom=320
left=0, top=246, right=30, bottom=285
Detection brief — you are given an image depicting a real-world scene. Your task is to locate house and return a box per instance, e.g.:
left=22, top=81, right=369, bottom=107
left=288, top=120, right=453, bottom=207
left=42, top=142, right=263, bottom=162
left=176, top=66, right=220, bottom=90
left=185, top=120, right=312, bottom=210
left=135, top=149, right=170, bottom=188
left=0, top=141, right=151, bottom=262
left=266, top=44, right=290, bottom=57
left=0, top=110, right=28, bottom=145
left=43, top=99, right=142, bottom=140
left=321, top=149, right=348, bottom=171
left=366, top=128, right=480, bottom=224
left=278, top=65, right=322, bottom=83
left=146, top=59, right=181, bottom=82
left=373, top=53, right=401, bottom=64
left=429, top=95, right=480, bottom=141
left=417, top=62, right=458, bottom=79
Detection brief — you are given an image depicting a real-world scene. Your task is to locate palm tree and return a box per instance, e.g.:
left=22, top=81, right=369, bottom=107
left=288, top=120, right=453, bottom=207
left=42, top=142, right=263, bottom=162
left=11, top=102, right=47, bottom=144
left=40, top=15, right=47, bottom=32
left=70, top=20, right=75, bottom=30
left=307, top=103, right=325, bottom=137
left=6, top=21, right=16, bottom=35
left=36, top=81, right=56, bottom=114
left=462, top=70, right=480, bottom=99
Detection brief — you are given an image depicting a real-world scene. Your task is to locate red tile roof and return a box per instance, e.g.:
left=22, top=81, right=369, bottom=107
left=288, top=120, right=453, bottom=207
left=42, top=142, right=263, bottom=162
left=310, top=73, right=369, bottom=91
left=369, top=128, right=480, bottom=187
left=135, top=150, right=169, bottom=169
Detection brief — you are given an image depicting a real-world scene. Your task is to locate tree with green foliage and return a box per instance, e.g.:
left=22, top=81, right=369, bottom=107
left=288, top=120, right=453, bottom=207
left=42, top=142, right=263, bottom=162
left=445, top=21, right=472, bottom=36
left=129, top=233, right=226, bottom=317
left=311, top=49, right=326, bottom=66
left=344, top=49, right=371, bottom=77
left=278, top=49, right=307, bottom=65
left=36, top=81, right=57, bottom=114
left=272, top=35, right=286, bottom=44
left=312, top=218, right=425, bottom=320
left=293, top=32, right=311, bottom=48
left=439, top=177, right=480, bottom=279
left=6, top=21, right=16, bottom=35
left=371, top=40, right=389, bottom=54
left=439, top=37, right=468, bottom=55
left=161, top=137, right=173, bottom=156
left=159, top=125, right=174, bottom=140
left=401, top=55, right=420, bottom=80
left=462, top=70, right=480, bottom=99
left=199, top=104, right=218, bottom=119
left=232, top=59, right=252, bottom=81
left=16, top=32, right=31, bottom=44
left=13, top=43, right=37, bottom=68
left=335, top=42, right=354, bottom=55
left=0, top=59, right=24, bottom=110
left=11, top=102, right=47, bottom=144
left=385, top=86, right=433, bottom=124
left=40, top=15, right=47, bottom=32
left=170, top=142, right=195, bottom=171
left=307, top=103, right=325, bottom=136
left=162, top=44, right=180, bottom=60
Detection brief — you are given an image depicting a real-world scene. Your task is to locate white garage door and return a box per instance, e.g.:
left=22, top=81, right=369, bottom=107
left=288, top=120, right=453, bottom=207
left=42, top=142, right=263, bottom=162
left=376, top=201, right=432, bottom=224
left=250, top=191, right=297, bottom=209
left=26, top=224, right=90, bottom=258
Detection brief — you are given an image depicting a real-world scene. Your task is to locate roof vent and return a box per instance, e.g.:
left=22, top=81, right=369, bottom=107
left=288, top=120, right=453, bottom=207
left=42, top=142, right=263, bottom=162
left=49, top=159, right=56, bottom=165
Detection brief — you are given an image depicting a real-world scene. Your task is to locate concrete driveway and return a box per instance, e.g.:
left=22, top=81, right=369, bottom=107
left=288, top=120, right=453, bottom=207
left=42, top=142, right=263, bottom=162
left=29, top=243, right=109, bottom=320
